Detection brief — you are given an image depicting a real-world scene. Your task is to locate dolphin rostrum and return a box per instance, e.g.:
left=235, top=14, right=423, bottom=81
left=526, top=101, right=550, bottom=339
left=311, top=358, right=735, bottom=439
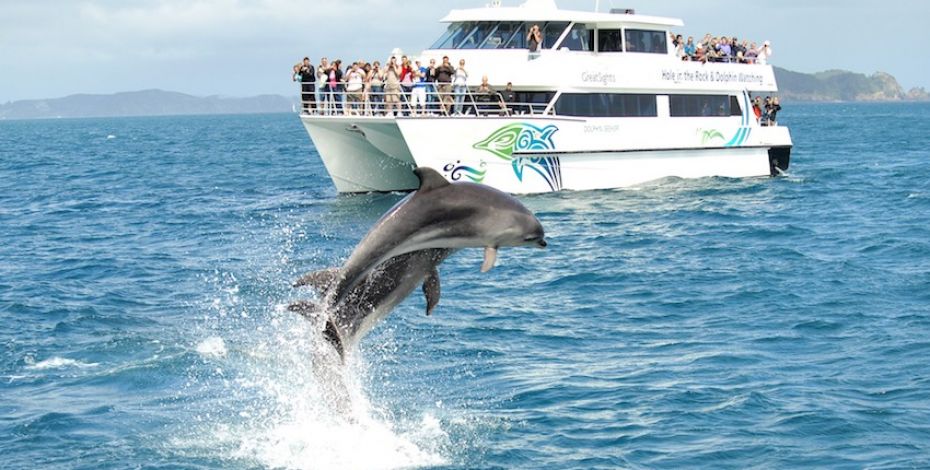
left=328, top=167, right=547, bottom=306
left=291, top=166, right=547, bottom=358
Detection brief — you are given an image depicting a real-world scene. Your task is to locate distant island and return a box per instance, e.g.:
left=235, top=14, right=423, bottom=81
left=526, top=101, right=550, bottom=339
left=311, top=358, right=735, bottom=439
left=0, top=90, right=296, bottom=120
left=1, top=68, right=928, bottom=120
left=773, top=68, right=929, bottom=102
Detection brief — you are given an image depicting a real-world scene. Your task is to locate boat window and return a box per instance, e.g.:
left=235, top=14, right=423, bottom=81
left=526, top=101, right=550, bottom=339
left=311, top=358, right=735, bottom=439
left=516, top=91, right=556, bottom=112
left=597, top=29, right=623, bottom=52
left=555, top=93, right=657, bottom=117
left=483, top=22, right=523, bottom=49
left=433, top=22, right=477, bottom=49
left=560, top=23, right=594, bottom=51
left=730, top=96, right=742, bottom=117
left=624, top=29, right=667, bottom=54
left=669, top=95, right=742, bottom=117
left=501, top=22, right=528, bottom=48
left=431, top=23, right=461, bottom=49
left=542, top=22, right=570, bottom=49
left=460, top=22, right=497, bottom=49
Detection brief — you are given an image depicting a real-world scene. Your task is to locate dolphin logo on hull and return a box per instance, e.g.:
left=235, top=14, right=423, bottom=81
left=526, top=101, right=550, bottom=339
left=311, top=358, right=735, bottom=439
left=473, top=123, right=563, bottom=191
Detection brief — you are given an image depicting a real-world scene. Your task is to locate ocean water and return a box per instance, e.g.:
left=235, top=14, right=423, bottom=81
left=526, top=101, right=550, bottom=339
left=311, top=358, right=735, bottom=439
left=1, top=103, right=929, bottom=469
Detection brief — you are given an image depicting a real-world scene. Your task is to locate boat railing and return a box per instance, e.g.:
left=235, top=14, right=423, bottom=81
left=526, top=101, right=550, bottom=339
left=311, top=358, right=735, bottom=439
left=299, top=82, right=552, bottom=118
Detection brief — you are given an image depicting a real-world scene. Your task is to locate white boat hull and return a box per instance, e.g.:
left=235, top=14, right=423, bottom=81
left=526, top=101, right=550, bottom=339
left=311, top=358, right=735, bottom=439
left=301, top=114, right=792, bottom=194
left=300, top=116, right=418, bottom=193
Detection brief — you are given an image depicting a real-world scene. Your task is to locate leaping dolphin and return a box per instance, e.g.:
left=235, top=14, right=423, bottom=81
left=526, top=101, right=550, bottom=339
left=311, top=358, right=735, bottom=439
left=327, top=167, right=546, bottom=306
left=291, top=166, right=547, bottom=359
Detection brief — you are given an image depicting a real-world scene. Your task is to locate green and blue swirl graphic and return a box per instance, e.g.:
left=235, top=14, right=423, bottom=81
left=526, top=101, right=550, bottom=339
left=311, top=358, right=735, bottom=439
left=442, top=161, right=488, bottom=183
left=473, top=123, right=563, bottom=191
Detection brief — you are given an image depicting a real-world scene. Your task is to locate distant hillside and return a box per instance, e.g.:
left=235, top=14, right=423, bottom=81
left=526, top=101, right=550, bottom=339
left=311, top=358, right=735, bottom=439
left=0, top=89, right=296, bottom=120
left=774, top=67, right=929, bottom=102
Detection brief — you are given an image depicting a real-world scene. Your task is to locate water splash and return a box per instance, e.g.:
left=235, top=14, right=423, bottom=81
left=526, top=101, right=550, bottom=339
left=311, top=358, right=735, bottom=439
left=175, top=268, right=450, bottom=469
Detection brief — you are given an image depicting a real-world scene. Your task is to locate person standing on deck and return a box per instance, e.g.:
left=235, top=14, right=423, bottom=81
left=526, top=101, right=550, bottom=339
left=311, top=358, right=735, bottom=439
left=527, top=24, right=542, bottom=53
left=316, top=58, right=329, bottom=114
left=296, top=57, right=316, bottom=113
left=453, top=59, right=469, bottom=115
left=435, top=56, right=455, bottom=115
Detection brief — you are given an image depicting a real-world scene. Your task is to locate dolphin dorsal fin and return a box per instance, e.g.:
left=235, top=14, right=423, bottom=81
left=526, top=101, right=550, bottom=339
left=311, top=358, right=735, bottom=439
left=413, top=167, right=451, bottom=192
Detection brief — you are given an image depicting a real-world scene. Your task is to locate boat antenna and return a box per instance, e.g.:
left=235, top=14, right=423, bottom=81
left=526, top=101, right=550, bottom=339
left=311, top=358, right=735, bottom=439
left=595, top=0, right=599, bottom=12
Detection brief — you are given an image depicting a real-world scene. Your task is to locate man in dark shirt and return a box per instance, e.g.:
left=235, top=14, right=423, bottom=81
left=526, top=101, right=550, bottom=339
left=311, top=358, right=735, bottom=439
left=766, top=97, right=782, bottom=126
left=297, top=57, right=316, bottom=113
left=332, top=59, right=344, bottom=114
left=500, top=82, right=516, bottom=115
left=435, top=56, right=455, bottom=114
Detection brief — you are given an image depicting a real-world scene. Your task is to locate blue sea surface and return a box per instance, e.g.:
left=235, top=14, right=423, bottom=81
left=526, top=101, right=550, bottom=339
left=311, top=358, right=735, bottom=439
left=2, top=104, right=930, bottom=469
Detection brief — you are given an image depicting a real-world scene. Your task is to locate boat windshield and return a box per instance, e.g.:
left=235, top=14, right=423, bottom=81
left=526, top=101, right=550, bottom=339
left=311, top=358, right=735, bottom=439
left=431, top=21, right=570, bottom=50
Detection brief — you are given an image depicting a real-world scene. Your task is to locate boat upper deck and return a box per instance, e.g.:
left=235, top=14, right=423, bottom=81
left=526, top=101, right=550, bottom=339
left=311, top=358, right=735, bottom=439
left=415, top=0, right=779, bottom=93
left=441, top=1, right=682, bottom=28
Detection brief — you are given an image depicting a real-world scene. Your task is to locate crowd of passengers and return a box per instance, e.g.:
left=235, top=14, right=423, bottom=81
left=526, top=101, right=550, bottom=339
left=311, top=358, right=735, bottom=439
left=671, top=33, right=773, bottom=64
left=291, top=26, right=779, bottom=121
left=753, top=95, right=782, bottom=126
left=292, top=55, right=517, bottom=117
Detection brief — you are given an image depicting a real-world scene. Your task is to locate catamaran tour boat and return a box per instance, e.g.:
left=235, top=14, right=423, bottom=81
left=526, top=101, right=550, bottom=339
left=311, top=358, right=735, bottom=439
left=300, top=0, right=792, bottom=194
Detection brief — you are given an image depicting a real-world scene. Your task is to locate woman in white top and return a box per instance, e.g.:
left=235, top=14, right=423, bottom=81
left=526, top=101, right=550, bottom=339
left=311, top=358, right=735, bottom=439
left=453, top=59, right=468, bottom=115
left=756, top=41, right=772, bottom=65
left=345, top=63, right=365, bottom=115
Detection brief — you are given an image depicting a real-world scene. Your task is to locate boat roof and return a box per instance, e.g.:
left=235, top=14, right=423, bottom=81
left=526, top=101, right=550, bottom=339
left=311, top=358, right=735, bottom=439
left=440, top=0, right=684, bottom=28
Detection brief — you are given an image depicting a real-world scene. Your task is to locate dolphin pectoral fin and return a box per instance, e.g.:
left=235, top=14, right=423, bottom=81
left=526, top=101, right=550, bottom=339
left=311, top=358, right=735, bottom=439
left=288, top=300, right=323, bottom=321
left=422, top=268, right=441, bottom=316
left=481, top=246, right=498, bottom=273
left=413, top=167, right=451, bottom=192
left=293, top=267, right=340, bottom=290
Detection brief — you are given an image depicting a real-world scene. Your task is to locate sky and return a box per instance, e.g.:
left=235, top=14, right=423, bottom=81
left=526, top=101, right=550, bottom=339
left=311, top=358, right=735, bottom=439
left=1, top=0, right=927, bottom=102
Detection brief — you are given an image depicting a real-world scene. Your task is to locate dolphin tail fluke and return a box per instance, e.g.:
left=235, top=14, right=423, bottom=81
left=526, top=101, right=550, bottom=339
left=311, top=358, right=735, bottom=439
left=481, top=246, right=498, bottom=273
left=422, top=268, right=441, bottom=316
left=293, top=267, right=340, bottom=290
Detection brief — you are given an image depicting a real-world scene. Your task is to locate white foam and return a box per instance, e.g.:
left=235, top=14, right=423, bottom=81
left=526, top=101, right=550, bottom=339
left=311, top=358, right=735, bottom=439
left=233, top=410, right=447, bottom=470
left=195, top=336, right=228, bottom=358
left=180, top=308, right=450, bottom=469
left=26, top=357, right=99, bottom=370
